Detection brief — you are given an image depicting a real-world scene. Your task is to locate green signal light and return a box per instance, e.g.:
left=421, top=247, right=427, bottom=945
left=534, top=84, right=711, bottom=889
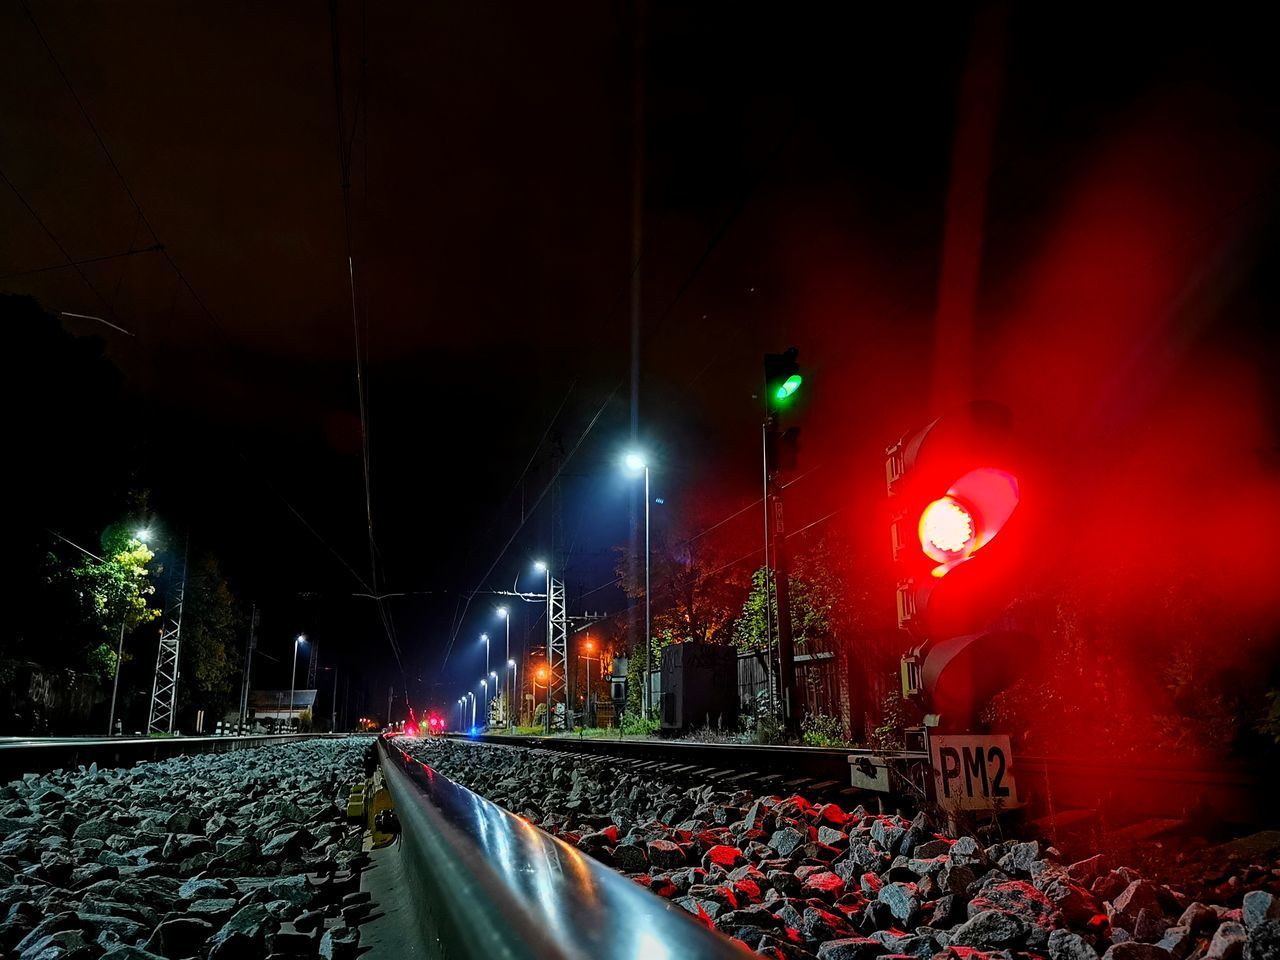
left=775, top=374, right=803, bottom=400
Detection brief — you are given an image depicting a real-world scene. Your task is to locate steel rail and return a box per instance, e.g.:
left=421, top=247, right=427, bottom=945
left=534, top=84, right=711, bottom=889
left=0, top=733, right=356, bottom=782
left=376, top=735, right=743, bottom=960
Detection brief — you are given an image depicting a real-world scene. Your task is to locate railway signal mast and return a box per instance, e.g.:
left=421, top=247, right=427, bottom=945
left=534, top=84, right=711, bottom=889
left=762, top=348, right=804, bottom=735
left=885, top=400, right=1030, bottom=727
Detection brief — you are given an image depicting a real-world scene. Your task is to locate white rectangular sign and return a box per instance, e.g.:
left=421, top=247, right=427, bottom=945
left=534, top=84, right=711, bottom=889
left=930, top=734, right=1021, bottom=812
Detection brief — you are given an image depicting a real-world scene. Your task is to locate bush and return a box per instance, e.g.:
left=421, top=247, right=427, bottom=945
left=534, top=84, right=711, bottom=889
left=751, top=712, right=786, bottom=745
left=1261, top=690, right=1280, bottom=744
left=801, top=712, right=845, bottom=747
left=871, top=689, right=921, bottom=750
left=619, top=712, right=659, bottom=737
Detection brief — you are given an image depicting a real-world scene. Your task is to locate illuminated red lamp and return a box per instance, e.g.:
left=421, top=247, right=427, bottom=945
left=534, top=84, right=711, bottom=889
left=919, top=467, right=1019, bottom=577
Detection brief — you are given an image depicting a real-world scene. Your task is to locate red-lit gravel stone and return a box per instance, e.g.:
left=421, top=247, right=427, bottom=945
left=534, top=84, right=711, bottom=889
left=404, top=740, right=1280, bottom=960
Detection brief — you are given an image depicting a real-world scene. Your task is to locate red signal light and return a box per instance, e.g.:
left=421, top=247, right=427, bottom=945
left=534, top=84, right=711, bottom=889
left=921, top=498, right=975, bottom=559
left=919, top=467, right=1019, bottom=577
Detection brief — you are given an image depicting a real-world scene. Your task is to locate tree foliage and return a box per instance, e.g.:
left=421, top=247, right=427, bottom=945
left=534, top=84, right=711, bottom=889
left=614, top=499, right=749, bottom=661
left=61, top=523, right=161, bottom=680
left=179, top=554, right=241, bottom=719
left=733, top=565, right=835, bottom=651
left=71, top=524, right=161, bottom=635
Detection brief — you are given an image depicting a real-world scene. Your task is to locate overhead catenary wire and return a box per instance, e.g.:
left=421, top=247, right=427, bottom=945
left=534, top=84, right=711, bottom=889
left=326, top=0, right=407, bottom=680
left=16, top=4, right=383, bottom=633
left=442, top=384, right=618, bottom=667
left=0, top=162, right=116, bottom=317
left=0, top=243, right=163, bottom=281
left=18, top=0, right=231, bottom=341
left=443, top=119, right=799, bottom=670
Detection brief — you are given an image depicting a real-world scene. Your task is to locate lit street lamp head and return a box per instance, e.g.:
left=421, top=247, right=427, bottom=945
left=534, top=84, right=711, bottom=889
left=496, top=606, right=508, bottom=618
left=624, top=451, right=646, bottom=472
left=481, top=633, right=489, bottom=642
left=508, top=659, right=516, bottom=668
left=533, top=559, right=547, bottom=572
left=135, top=528, right=151, bottom=542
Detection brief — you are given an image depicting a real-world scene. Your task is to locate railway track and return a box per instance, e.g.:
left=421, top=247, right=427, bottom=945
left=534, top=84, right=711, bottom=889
left=449, top=731, right=1272, bottom=833
left=0, top=732, right=1272, bottom=960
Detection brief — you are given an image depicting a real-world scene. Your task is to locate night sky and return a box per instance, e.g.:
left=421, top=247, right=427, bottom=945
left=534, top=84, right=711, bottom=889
left=4, top=3, right=1278, bottom=720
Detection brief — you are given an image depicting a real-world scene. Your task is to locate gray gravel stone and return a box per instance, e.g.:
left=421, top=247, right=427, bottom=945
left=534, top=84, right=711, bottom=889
left=948, top=909, right=1029, bottom=950
left=1246, top=920, right=1280, bottom=960
left=1208, top=921, right=1247, bottom=960
left=814, top=938, right=887, bottom=960
left=1243, top=891, right=1280, bottom=931
left=1102, top=943, right=1176, bottom=960
left=1050, top=929, right=1101, bottom=960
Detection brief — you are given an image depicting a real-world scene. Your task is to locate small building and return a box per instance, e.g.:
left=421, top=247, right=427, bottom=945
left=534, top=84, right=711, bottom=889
left=247, top=689, right=318, bottom=728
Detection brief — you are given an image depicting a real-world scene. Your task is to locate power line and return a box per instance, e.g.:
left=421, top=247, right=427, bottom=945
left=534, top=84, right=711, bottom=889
left=17, top=5, right=377, bottom=609
left=0, top=243, right=163, bottom=281
left=0, top=162, right=114, bottom=315
left=442, top=384, right=618, bottom=667
left=19, top=0, right=231, bottom=341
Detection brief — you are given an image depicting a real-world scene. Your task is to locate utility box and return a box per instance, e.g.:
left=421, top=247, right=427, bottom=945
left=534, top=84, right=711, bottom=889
left=659, top=642, right=739, bottom=735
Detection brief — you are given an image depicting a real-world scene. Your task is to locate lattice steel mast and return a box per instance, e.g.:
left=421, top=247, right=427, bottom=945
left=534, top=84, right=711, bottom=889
left=148, top=537, right=189, bottom=733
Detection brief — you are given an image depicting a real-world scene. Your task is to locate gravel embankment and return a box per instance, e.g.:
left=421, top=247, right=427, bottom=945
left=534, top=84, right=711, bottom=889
left=0, top=737, right=376, bottom=960
left=405, top=739, right=1280, bottom=960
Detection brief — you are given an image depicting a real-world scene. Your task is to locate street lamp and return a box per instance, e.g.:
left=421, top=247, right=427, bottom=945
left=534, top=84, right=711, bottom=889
left=469, top=691, right=476, bottom=729
left=289, top=634, right=307, bottom=733
left=107, top=527, right=152, bottom=736
left=623, top=451, right=651, bottom=718
left=508, top=659, right=517, bottom=730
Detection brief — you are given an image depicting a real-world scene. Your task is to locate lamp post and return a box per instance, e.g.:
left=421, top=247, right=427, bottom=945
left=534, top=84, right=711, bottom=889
left=579, top=638, right=600, bottom=725
left=106, top=528, right=151, bottom=736
left=321, top=665, right=338, bottom=731
left=533, top=665, right=548, bottom=725
left=623, top=452, right=651, bottom=717
left=497, top=607, right=510, bottom=724
left=534, top=560, right=552, bottom=732
left=289, top=634, right=306, bottom=733
left=480, top=679, right=487, bottom=729
left=507, top=659, right=517, bottom=729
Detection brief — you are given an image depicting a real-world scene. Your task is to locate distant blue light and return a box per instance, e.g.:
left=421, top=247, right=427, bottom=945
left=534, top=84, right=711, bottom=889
left=654, top=497, right=665, bottom=505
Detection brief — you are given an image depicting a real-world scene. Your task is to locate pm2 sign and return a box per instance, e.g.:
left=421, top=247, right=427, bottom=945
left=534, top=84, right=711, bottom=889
left=929, top=735, right=1021, bottom=812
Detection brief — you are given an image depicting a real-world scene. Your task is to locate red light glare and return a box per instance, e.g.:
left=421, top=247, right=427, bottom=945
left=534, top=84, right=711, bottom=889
left=920, top=497, right=974, bottom=558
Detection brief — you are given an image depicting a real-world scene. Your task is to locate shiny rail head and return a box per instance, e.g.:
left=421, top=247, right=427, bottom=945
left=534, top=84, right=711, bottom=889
left=378, top=736, right=743, bottom=960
